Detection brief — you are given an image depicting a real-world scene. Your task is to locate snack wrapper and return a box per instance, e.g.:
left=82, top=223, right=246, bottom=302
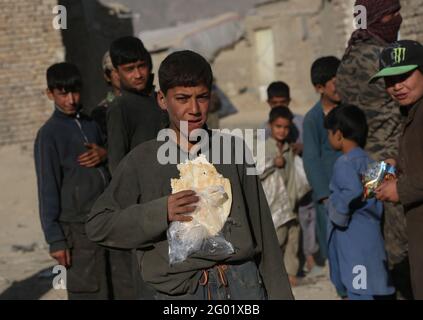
left=362, top=161, right=397, bottom=199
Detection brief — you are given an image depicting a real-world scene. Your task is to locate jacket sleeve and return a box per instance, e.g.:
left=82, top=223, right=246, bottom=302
left=34, top=129, right=68, bottom=253
left=397, top=128, right=423, bottom=208
left=86, top=153, right=169, bottom=250
left=238, top=143, right=294, bottom=300
left=397, top=174, right=423, bottom=208
left=328, top=161, right=363, bottom=227
left=302, top=114, right=330, bottom=202
left=106, top=101, right=129, bottom=174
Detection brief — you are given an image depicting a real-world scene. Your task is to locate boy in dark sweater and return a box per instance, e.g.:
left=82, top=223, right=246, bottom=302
left=86, top=50, right=293, bottom=300
left=106, top=36, right=166, bottom=174
left=34, top=63, right=110, bottom=299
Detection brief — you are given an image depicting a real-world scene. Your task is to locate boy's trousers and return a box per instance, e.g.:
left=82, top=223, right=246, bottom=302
left=298, top=202, right=319, bottom=257
left=62, top=223, right=151, bottom=300
left=154, top=261, right=267, bottom=300
left=61, top=222, right=109, bottom=300
left=276, top=220, right=300, bottom=276
left=315, top=202, right=328, bottom=261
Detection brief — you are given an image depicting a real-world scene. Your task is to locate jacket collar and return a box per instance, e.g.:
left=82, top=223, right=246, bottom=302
left=53, top=105, right=81, bottom=120
left=403, top=97, right=423, bottom=129
left=344, top=147, right=367, bottom=159
left=165, top=125, right=213, bottom=160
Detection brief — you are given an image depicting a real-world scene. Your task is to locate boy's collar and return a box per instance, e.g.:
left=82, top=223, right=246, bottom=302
left=344, top=146, right=366, bottom=158
left=167, top=125, right=212, bottom=158
left=53, top=104, right=82, bottom=119
left=404, top=96, right=423, bottom=126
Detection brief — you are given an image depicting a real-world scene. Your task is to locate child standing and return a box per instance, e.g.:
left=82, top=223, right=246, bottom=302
left=264, top=81, right=301, bottom=146
left=86, top=51, right=293, bottom=300
left=260, top=107, right=308, bottom=286
left=265, top=82, right=319, bottom=273
left=303, top=56, right=342, bottom=262
left=34, top=63, right=111, bottom=299
left=324, top=104, right=394, bottom=300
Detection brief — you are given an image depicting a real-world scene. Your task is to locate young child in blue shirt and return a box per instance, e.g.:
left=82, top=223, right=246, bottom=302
left=324, top=104, right=394, bottom=300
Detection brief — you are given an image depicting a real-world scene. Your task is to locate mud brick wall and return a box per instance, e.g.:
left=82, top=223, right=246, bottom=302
left=0, top=0, right=64, bottom=147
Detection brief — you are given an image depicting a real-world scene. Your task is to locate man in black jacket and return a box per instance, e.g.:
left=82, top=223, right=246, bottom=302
left=107, top=36, right=167, bottom=174
left=34, top=63, right=111, bottom=299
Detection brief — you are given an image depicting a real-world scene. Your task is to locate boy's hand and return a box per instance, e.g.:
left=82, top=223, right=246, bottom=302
left=50, top=249, right=71, bottom=268
left=274, top=156, right=285, bottom=168
left=167, top=190, right=199, bottom=223
left=78, top=143, right=107, bottom=168
left=292, top=143, right=304, bottom=156
left=277, top=141, right=284, bottom=151
left=375, top=179, right=400, bottom=203
left=319, top=197, right=329, bottom=205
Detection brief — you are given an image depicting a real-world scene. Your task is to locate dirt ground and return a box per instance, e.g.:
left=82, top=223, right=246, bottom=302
left=0, top=108, right=339, bottom=300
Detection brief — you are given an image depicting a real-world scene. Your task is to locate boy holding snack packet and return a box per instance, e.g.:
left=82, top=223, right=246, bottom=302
left=324, top=104, right=394, bottom=300
left=371, top=40, right=423, bottom=299
left=86, top=50, right=293, bottom=300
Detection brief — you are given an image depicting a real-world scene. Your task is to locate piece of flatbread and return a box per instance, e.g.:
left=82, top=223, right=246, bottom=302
left=171, top=154, right=232, bottom=236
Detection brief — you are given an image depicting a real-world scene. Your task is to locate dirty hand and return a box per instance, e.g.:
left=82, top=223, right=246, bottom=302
left=385, top=158, right=397, bottom=167
left=291, top=143, right=304, bottom=156
left=50, top=249, right=71, bottom=268
left=277, top=141, right=284, bottom=151
left=78, top=143, right=107, bottom=168
left=375, top=179, right=400, bottom=203
left=274, top=156, right=285, bottom=168
left=167, top=190, right=199, bottom=223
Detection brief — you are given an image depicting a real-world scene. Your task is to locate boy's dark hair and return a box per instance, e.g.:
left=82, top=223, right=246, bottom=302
left=268, top=106, right=294, bottom=124
left=158, top=50, right=213, bottom=94
left=324, top=103, right=368, bottom=148
left=110, top=36, right=152, bottom=69
left=46, top=62, right=82, bottom=92
left=267, top=81, right=290, bottom=100
left=311, top=56, right=341, bottom=86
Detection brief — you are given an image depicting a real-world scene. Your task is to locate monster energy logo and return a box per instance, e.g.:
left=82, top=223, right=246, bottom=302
left=392, top=47, right=406, bottom=64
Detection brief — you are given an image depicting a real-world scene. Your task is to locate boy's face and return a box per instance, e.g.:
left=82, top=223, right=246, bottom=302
left=158, top=85, right=210, bottom=136
left=267, top=96, right=291, bottom=109
left=116, top=60, right=150, bottom=92
left=269, top=117, right=291, bottom=142
left=46, top=89, right=81, bottom=115
left=316, top=77, right=341, bottom=104
left=105, top=68, right=121, bottom=92
left=328, top=129, right=342, bottom=151
left=384, top=69, right=423, bottom=106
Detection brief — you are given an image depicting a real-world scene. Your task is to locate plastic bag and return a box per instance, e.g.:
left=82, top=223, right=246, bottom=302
left=260, top=167, right=295, bottom=229
left=167, top=186, right=234, bottom=265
